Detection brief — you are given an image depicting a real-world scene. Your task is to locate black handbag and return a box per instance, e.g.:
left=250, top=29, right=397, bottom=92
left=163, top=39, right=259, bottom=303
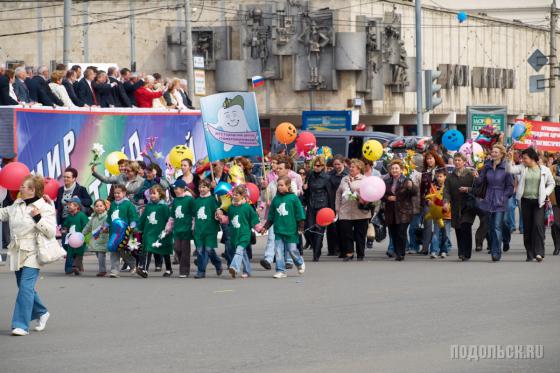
left=372, top=212, right=387, bottom=242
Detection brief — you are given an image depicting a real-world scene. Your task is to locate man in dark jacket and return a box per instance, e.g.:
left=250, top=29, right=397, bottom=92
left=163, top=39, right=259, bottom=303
left=121, top=68, right=143, bottom=107
left=179, top=79, right=195, bottom=109
left=75, top=68, right=96, bottom=106
left=327, top=156, right=348, bottom=257
left=0, top=70, right=18, bottom=105
left=108, top=67, right=131, bottom=107
left=54, top=167, right=93, bottom=225
left=62, top=70, right=85, bottom=107
left=26, top=66, right=63, bottom=106
left=92, top=71, right=115, bottom=108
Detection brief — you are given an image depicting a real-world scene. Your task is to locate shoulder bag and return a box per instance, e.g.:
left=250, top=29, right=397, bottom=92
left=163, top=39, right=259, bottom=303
left=36, top=233, right=66, bottom=265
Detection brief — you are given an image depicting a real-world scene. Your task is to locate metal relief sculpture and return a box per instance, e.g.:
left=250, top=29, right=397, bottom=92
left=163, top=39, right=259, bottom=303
left=382, top=10, right=409, bottom=93
left=298, top=17, right=331, bottom=88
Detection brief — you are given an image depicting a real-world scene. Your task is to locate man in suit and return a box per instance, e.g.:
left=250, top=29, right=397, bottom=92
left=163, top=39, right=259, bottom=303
left=0, top=69, right=18, bottom=105
left=26, top=66, right=63, bottom=106
left=54, top=167, right=93, bottom=226
left=75, top=68, right=97, bottom=106
left=62, top=70, right=85, bottom=107
left=179, top=79, right=195, bottom=109
left=71, top=65, right=82, bottom=80
left=108, top=66, right=131, bottom=107
left=92, top=71, right=115, bottom=108
left=13, top=66, right=31, bottom=103
left=121, top=68, right=144, bottom=107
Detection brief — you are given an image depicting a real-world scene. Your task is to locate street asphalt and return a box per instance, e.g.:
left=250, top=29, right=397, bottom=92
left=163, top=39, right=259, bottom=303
left=0, top=230, right=559, bottom=373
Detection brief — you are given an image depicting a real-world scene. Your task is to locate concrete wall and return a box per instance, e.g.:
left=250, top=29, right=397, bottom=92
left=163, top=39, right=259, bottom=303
left=0, top=0, right=557, bottom=121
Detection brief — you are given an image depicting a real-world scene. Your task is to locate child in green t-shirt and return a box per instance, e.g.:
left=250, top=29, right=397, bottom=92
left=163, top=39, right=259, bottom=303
left=62, top=197, right=89, bottom=275
left=166, top=179, right=195, bottom=278
left=217, top=185, right=261, bottom=279
left=192, top=179, right=223, bottom=279
left=262, top=176, right=306, bottom=278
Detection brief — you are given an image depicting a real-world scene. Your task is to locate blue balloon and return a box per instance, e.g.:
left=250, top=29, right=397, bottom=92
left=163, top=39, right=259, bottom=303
left=457, top=11, right=468, bottom=23
left=214, top=181, right=232, bottom=197
left=512, top=122, right=526, bottom=141
left=442, top=129, right=465, bottom=151
left=107, top=219, right=128, bottom=252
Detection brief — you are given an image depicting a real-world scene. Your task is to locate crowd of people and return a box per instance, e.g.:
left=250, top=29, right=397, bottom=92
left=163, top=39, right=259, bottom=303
left=3, top=134, right=560, bottom=335
left=0, top=63, right=194, bottom=110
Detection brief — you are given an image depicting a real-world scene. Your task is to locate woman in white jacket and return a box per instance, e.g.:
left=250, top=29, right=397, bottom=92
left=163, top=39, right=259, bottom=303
left=48, top=70, right=76, bottom=108
left=0, top=175, right=56, bottom=336
left=506, top=147, right=555, bottom=262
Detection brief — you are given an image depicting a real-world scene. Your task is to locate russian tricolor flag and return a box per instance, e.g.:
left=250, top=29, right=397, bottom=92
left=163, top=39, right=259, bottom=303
left=252, top=75, right=265, bottom=88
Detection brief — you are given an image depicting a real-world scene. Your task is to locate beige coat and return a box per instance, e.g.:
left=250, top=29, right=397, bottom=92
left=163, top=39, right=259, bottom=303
left=335, top=174, right=372, bottom=221
left=0, top=198, right=57, bottom=271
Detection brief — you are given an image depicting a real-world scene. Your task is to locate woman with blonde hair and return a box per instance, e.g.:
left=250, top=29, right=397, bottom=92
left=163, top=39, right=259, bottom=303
left=49, top=70, right=75, bottom=107
left=1, top=175, right=56, bottom=335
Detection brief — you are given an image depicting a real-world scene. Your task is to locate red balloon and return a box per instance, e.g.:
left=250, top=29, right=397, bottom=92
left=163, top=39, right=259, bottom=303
left=0, top=162, right=30, bottom=190
left=246, top=182, right=260, bottom=205
left=43, top=178, right=60, bottom=200
left=316, top=207, right=336, bottom=227
left=356, top=123, right=367, bottom=131
left=295, top=131, right=317, bottom=154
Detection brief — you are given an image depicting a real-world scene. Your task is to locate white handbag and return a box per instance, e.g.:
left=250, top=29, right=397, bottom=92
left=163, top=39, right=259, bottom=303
left=36, top=233, right=66, bottom=265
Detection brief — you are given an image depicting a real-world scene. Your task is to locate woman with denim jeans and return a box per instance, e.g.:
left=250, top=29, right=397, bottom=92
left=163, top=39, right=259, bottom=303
left=476, top=145, right=514, bottom=262
left=0, top=175, right=55, bottom=336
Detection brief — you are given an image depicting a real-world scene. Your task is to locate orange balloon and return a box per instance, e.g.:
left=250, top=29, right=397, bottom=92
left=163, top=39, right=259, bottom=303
left=275, top=122, right=297, bottom=145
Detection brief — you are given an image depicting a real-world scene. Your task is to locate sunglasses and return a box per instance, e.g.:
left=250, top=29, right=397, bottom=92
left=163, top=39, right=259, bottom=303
left=314, top=164, right=324, bottom=167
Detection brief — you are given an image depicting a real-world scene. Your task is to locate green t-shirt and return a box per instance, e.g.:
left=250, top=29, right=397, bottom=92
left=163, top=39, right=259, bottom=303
left=138, top=201, right=172, bottom=255
left=194, top=195, right=220, bottom=248
left=523, top=167, right=540, bottom=199
left=228, top=202, right=259, bottom=249
left=170, top=195, right=194, bottom=240
left=63, top=211, right=89, bottom=255
left=106, top=199, right=139, bottom=231
left=268, top=192, right=305, bottom=243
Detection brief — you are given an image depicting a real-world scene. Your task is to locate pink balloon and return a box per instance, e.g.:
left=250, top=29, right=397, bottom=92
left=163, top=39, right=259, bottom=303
left=359, top=176, right=386, bottom=202
left=68, top=232, right=85, bottom=249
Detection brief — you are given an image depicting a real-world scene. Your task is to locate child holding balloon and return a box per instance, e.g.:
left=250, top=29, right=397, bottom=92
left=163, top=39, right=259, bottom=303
left=261, top=176, right=306, bottom=278
left=82, top=199, right=109, bottom=276
left=61, top=197, right=88, bottom=275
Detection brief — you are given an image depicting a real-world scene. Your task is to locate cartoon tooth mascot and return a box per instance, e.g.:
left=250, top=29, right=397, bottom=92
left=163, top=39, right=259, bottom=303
left=206, top=95, right=253, bottom=152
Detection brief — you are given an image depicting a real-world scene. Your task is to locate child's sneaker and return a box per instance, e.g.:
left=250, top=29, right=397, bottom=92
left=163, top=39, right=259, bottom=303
left=179, top=274, right=188, bottom=278
left=194, top=273, right=205, bottom=279
left=241, top=273, right=249, bottom=278
left=163, top=270, right=172, bottom=277
left=228, top=267, right=237, bottom=278
left=136, top=268, right=148, bottom=278
left=216, top=267, right=223, bottom=276
left=96, top=272, right=107, bottom=277
left=430, top=252, right=437, bottom=259
left=109, top=273, right=119, bottom=278
left=285, top=263, right=293, bottom=269
left=297, top=263, right=306, bottom=275
left=154, top=267, right=162, bottom=272
left=273, top=272, right=287, bottom=279
left=439, top=252, right=447, bottom=258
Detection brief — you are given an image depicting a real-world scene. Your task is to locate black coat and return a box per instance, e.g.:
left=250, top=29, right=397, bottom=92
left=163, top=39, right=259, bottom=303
left=0, top=75, right=18, bottom=105
left=328, top=169, right=348, bottom=209
left=54, top=183, right=93, bottom=225
left=179, top=90, right=194, bottom=109
left=62, top=79, right=84, bottom=107
left=92, top=81, right=115, bottom=107
left=109, top=77, right=131, bottom=107
left=304, top=171, right=332, bottom=210
left=75, top=78, right=96, bottom=106
left=26, top=76, right=63, bottom=106
left=123, top=79, right=143, bottom=106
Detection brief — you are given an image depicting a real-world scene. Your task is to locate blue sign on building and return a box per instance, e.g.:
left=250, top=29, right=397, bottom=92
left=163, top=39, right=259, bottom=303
left=302, top=110, right=352, bottom=131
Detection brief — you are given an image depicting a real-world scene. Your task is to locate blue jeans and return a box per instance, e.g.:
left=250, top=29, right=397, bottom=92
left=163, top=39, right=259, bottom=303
left=63, top=244, right=73, bottom=273
left=263, top=226, right=294, bottom=265
left=387, top=236, right=394, bottom=255
left=229, top=245, right=252, bottom=275
left=431, top=220, right=452, bottom=254
left=488, top=211, right=505, bottom=260
left=274, top=239, right=304, bottom=273
left=12, top=267, right=48, bottom=332
left=407, top=213, right=423, bottom=252
left=507, top=197, right=524, bottom=232
left=196, top=246, right=222, bottom=275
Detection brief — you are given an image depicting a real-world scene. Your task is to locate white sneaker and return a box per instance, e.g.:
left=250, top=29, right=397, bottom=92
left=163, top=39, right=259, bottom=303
left=273, top=272, right=287, bottom=279
left=297, top=263, right=306, bottom=275
left=11, top=328, right=28, bottom=336
left=430, top=252, right=437, bottom=259
left=536, top=255, right=543, bottom=262
left=35, top=312, right=50, bottom=332
left=440, top=252, right=447, bottom=258
left=109, top=273, right=119, bottom=278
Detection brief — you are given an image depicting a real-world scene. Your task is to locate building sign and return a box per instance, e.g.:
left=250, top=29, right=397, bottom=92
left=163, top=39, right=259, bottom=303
left=466, top=106, right=507, bottom=139
left=302, top=110, right=352, bottom=131
left=194, top=69, right=206, bottom=96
